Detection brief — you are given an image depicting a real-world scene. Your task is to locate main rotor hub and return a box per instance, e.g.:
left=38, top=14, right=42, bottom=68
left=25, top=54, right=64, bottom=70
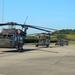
left=7, top=22, right=17, bottom=25
left=7, top=22, right=17, bottom=29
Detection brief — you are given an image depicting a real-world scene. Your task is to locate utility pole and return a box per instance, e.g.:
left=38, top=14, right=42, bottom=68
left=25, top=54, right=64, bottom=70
left=2, top=0, right=4, bottom=23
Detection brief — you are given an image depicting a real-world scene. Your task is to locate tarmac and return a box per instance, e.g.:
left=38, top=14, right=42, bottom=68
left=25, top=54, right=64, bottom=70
left=0, top=44, right=75, bottom=75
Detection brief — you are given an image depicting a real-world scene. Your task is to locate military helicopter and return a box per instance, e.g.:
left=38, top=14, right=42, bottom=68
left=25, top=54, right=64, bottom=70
left=35, top=33, right=50, bottom=47
left=55, top=37, right=69, bottom=46
left=0, top=22, right=51, bottom=52
left=27, top=32, right=51, bottom=47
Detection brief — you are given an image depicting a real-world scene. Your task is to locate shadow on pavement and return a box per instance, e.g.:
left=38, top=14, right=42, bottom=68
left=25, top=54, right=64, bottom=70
left=2, top=48, right=37, bottom=53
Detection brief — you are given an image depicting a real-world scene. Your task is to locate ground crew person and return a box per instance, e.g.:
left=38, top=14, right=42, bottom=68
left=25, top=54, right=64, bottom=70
left=17, top=35, right=23, bottom=51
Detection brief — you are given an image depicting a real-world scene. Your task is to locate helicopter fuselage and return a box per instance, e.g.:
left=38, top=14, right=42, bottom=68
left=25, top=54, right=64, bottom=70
left=0, top=28, right=25, bottom=51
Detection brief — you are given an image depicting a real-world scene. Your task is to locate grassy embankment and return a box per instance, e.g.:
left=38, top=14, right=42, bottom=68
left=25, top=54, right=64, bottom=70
left=51, top=34, right=75, bottom=45
left=67, top=34, right=75, bottom=44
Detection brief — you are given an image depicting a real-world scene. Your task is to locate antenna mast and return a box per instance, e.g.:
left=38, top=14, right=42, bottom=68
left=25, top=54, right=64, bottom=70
left=24, top=16, right=28, bottom=25
left=2, top=0, right=4, bottom=23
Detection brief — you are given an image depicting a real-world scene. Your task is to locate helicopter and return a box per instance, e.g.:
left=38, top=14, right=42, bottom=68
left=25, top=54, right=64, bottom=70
left=0, top=22, right=52, bottom=52
left=55, top=37, right=69, bottom=46
left=34, top=33, right=51, bottom=47
left=27, top=33, right=51, bottom=47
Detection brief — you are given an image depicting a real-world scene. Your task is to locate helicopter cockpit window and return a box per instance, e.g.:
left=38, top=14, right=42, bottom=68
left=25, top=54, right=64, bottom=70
left=7, top=35, right=13, bottom=40
left=46, top=36, right=49, bottom=39
left=3, top=35, right=7, bottom=39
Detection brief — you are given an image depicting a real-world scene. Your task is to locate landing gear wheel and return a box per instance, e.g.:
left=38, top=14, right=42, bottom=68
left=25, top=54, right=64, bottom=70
left=18, top=47, right=23, bottom=52
left=36, top=45, right=38, bottom=47
left=46, top=45, right=49, bottom=47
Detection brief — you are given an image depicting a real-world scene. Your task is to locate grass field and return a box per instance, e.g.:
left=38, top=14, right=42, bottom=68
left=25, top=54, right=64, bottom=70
left=50, top=34, right=75, bottom=45
left=66, top=34, right=75, bottom=41
left=69, top=41, right=75, bottom=45
left=51, top=34, right=75, bottom=41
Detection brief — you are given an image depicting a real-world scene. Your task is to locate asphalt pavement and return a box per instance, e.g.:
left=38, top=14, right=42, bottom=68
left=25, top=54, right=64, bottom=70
left=0, top=44, right=75, bottom=75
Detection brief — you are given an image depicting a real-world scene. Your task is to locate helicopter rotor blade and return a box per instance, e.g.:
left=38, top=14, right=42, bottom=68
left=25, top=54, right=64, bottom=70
left=0, top=22, right=57, bottom=33
left=0, top=23, right=8, bottom=26
left=16, top=23, right=51, bottom=32
left=34, top=26, right=58, bottom=31
left=25, top=25, right=58, bottom=31
left=0, top=22, right=17, bottom=26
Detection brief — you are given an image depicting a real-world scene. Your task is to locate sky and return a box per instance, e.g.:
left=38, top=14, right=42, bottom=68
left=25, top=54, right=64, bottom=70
left=0, top=0, right=75, bottom=34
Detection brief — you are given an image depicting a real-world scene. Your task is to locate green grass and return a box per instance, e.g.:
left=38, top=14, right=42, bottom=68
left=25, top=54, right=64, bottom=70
left=50, top=34, right=75, bottom=45
left=66, top=34, right=75, bottom=41
left=51, top=34, right=75, bottom=41
left=69, top=41, right=75, bottom=45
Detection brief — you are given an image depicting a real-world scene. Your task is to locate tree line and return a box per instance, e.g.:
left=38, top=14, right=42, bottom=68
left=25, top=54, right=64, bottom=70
left=53, top=29, right=75, bottom=34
